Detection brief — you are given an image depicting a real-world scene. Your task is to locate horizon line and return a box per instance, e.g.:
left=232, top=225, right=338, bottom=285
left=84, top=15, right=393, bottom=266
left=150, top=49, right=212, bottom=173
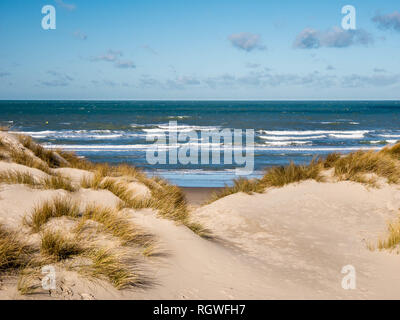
left=1, top=99, right=400, bottom=102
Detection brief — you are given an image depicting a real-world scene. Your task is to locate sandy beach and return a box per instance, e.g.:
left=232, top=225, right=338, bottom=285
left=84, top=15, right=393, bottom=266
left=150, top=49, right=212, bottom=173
left=1, top=131, right=400, bottom=300
left=182, top=188, right=222, bottom=207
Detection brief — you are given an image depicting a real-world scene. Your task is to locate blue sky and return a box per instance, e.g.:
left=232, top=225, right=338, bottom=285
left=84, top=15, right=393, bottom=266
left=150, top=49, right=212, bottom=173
left=0, top=0, right=399, bottom=100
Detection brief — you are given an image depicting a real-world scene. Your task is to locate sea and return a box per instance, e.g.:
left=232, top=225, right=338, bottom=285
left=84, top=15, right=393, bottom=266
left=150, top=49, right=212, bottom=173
left=1, top=100, right=399, bottom=187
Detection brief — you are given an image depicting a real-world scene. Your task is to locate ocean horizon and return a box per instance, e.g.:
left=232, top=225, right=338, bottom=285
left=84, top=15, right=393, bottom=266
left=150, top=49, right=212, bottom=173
left=1, top=100, right=399, bottom=187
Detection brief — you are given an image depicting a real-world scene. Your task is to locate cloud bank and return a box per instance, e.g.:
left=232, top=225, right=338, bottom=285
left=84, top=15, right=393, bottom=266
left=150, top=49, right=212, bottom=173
left=294, top=27, right=373, bottom=49
left=372, top=11, right=400, bottom=32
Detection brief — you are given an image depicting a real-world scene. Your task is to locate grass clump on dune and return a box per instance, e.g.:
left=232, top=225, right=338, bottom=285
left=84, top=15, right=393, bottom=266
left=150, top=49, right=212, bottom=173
left=326, top=149, right=400, bottom=184
left=0, top=225, right=32, bottom=274
left=209, top=159, right=324, bottom=203
left=143, top=181, right=213, bottom=238
left=57, top=149, right=93, bottom=170
left=260, top=160, right=324, bottom=187
left=81, top=174, right=149, bottom=209
left=0, top=170, right=77, bottom=192
left=78, top=248, right=139, bottom=290
left=80, top=204, right=152, bottom=246
left=0, top=170, right=37, bottom=186
left=208, top=178, right=263, bottom=203
left=40, top=230, right=83, bottom=261
left=17, top=135, right=64, bottom=169
left=378, top=219, right=400, bottom=251
left=10, top=150, right=52, bottom=175
left=370, top=212, right=400, bottom=252
left=147, top=183, right=189, bottom=221
left=24, top=196, right=80, bottom=232
left=380, top=143, right=400, bottom=161
left=41, top=174, right=77, bottom=192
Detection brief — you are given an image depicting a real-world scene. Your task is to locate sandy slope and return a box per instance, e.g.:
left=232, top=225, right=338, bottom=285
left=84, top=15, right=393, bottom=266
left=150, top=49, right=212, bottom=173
left=194, top=181, right=400, bottom=299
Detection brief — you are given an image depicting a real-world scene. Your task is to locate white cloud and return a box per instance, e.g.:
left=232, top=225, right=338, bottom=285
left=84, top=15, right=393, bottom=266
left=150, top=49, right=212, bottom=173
left=228, top=32, right=266, bottom=52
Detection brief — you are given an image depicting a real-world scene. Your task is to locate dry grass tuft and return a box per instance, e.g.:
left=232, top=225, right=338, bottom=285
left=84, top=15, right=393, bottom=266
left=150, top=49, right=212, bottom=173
left=323, top=153, right=342, bottom=168
left=10, top=150, right=52, bottom=174
left=17, top=135, right=63, bottom=168
left=330, top=150, right=400, bottom=184
left=261, top=159, right=324, bottom=187
left=208, top=159, right=323, bottom=203
left=41, top=174, right=77, bottom=192
left=0, top=170, right=77, bottom=191
left=17, top=267, right=42, bottom=295
left=81, top=204, right=152, bottom=246
left=58, top=150, right=93, bottom=170
left=81, top=174, right=148, bottom=209
left=80, top=171, right=103, bottom=189
left=376, top=216, right=400, bottom=251
left=113, top=163, right=148, bottom=181
left=208, top=178, right=263, bottom=203
left=145, top=183, right=189, bottom=221
left=40, top=230, right=83, bottom=261
left=77, top=248, right=139, bottom=289
left=24, top=196, right=80, bottom=232
left=0, top=225, right=32, bottom=274
left=381, top=143, right=400, bottom=161
left=185, top=222, right=213, bottom=239
left=0, top=170, right=37, bottom=186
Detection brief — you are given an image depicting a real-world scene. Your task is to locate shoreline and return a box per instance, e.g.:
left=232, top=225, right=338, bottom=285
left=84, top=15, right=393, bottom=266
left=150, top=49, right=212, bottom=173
left=181, top=187, right=223, bottom=206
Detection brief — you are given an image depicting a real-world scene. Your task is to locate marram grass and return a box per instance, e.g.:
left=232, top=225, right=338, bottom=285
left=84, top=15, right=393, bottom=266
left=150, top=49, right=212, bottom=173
left=24, top=196, right=80, bottom=232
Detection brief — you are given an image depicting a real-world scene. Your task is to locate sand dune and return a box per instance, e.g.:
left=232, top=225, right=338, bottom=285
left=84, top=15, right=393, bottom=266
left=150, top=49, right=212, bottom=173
left=1, top=131, right=400, bottom=299
left=195, top=181, right=400, bottom=299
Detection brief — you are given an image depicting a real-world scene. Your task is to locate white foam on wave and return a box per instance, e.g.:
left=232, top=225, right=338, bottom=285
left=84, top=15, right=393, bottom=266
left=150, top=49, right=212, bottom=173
left=329, top=133, right=365, bottom=139
left=144, top=124, right=221, bottom=133
left=264, top=141, right=312, bottom=146
left=14, top=130, right=142, bottom=140
left=378, top=134, right=400, bottom=138
left=15, top=130, right=57, bottom=135
left=261, top=146, right=381, bottom=152
left=261, top=130, right=369, bottom=136
left=45, top=144, right=151, bottom=150
left=259, top=135, right=326, bottom=141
